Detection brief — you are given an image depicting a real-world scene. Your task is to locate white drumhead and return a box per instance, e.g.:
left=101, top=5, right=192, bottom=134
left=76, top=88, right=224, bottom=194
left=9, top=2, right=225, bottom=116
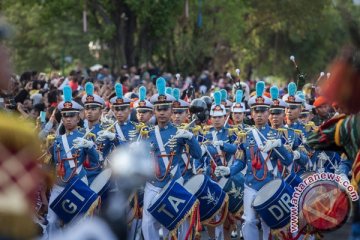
left=218, top=177, right=228, bottom=188
left=184, top=174, right=205, bottom=195
left=90, top=168, right=112, bottom=193
left=253, top=179, right=282, bottom=207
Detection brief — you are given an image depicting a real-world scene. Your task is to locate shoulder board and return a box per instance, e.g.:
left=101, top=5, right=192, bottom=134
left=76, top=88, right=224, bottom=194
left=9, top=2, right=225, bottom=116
left=294, top=129, right=303, bottom=135
left=78, top=127, right=87, bottom=134
left=277, top=128, right=288, bottom=133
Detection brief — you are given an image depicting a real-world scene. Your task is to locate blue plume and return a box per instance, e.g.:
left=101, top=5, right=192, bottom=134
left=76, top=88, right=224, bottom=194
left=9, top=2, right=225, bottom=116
left=256, top=81, right=265, bottom=97
left=220, top=89, right=227, bottom=101
left=270, top=86, right=279, bottom=100
left=296, top=91, right=305, bottom=100
left=166, top=87, right=172, bottom=95
left=173, top=88, right=180, bottom=101
left=63, top=85, right=72, bottom=102
left=214, top=91, right=221, bottom=106
left=115, top=83, right=123, bottom=99
left=288, top=82, right=297, bottom=96
left=235, top=90, right=243, bottom=103
left=156, top=77, right=166, bottom=95
left=139, top=86, right=146, bottom=101
left=85, top=82, right=94, bottom=96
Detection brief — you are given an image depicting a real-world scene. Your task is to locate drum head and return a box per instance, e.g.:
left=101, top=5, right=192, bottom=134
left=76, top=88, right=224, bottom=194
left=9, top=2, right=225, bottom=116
left=90, top=168, right=112, bottom=193
left=253, top=179, right=282, bottom=207
left=184, top=174, right=205, bottom=195
left=149, top=180, right=173, bottom=206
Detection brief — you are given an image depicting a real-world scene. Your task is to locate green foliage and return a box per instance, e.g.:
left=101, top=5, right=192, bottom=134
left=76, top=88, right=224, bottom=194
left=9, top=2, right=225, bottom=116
left=1, top=0, right=359, bottom=82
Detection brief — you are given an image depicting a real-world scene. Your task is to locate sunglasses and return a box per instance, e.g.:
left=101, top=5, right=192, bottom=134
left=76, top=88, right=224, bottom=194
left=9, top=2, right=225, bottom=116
left=300, top=113, right=309, bottom=118
left=61, top=112, right=78, bottom=118
left=113, top=106, right=129, bottom=111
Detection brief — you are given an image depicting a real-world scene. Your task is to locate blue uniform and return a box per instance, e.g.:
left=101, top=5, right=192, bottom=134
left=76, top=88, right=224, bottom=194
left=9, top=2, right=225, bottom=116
left=277, top=127, right=309, bottom=175
left=204, top=127, right=237, bottom=167
left=229, top=124, right=293, bottom=191
left=102, top=120, right=139, bottom=158
left=51, top=128, right=99, bottom=187
left=146, top=122, right=202, bottom=188
left=84, top=123, right=105, bottom=184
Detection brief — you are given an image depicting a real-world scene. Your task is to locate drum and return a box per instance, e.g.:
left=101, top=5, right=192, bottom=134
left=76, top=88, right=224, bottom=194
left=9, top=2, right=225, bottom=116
left=285, top=172, right=303, bottom=189
left=218, top=173, right=244, bottom=214
left=50, top=176, right=100, bottom=224
left=184, top=174, right=227, bottom=223
left=252, top=179, right=294, bottom=229
left=148, top=180, right=198, bottom=232
left=89, top=168, right=112, bottom=199
left=300, top=171, right=316, bottom=180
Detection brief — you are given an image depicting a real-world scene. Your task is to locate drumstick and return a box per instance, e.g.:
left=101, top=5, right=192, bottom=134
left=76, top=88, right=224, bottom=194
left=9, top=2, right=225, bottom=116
left=163, top=118, right=197, bottom=147
left=65, top=120, right=118, bottom=154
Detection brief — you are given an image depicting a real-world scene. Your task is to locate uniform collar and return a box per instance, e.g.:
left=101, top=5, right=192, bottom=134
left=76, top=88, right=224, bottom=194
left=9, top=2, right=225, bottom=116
left=158, top=122, right=172, bottom=130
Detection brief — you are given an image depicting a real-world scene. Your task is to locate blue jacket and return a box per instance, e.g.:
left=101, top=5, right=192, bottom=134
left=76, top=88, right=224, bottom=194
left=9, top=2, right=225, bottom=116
left=229, top=124, right=293, bottom=191
left=51, top=129, right=99, bottom=187
left=146, top=122, right=202, bottom=188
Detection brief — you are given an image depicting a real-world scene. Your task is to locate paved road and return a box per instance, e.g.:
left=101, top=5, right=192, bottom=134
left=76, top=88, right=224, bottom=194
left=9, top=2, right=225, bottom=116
left=199, top=222, right=352, bottom=239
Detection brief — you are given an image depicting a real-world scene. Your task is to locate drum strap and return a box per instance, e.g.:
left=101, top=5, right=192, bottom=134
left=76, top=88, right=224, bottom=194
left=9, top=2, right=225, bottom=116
left=212, top=130, right=226, bottom=166
left=251, top=129, right=275, bottom=175
left=115, top=122, right=126, bottom=141
left=62, top=134, right=75, bottom=168
left=154, top=126, right=178, bottom=176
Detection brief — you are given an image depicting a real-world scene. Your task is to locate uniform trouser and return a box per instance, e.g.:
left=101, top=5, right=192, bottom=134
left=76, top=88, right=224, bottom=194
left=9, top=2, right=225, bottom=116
left=242, top=184, right=270, bottom=240
left=46, top=184, right=65, bottom=239
left=141, top=181, right=190, bottom=240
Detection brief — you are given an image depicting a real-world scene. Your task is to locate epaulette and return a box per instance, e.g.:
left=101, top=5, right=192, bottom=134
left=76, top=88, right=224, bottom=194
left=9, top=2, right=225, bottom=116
left=294, top=129, right=303, bottom=135
left=305, top=121, right=318, bottom=132
left=140, top=125, right=153, bottom=138
left=277, top=128, right=288, bottom=133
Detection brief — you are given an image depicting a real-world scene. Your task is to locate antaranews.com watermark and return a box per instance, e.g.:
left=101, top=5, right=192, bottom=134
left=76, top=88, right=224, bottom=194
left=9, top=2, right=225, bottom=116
left=290, top=172, right=359, bottom=233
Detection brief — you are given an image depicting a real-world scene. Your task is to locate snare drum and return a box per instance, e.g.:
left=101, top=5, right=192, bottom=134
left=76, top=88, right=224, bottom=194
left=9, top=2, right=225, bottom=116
left=89, top=168, right=112, bottom=199
left=252, top=179, right=294, bottom=229
left=218, top=173, right=244, bottom=214
left=184, top=174, right=228, bottom=223
left=50, top=176, right=100, bottom=224
left=147, top=180, right=198, bottom=232
left=300, top=171, right=316, bottom=180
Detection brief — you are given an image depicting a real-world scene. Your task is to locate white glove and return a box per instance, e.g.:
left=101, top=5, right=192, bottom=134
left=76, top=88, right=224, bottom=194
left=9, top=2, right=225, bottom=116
left=340, top=173, right=349, bottom=183
left=73, top=137, right=95, bottom=149
left=293, top=150, right=301, bottom=160
left=214, top=166, right=230, bottom=177
left=174, top=129, right=193, bottom=140
left=97, top=130, right=116, bottom=141
left=260, top=139, right=281, bottom=153
left=213, top=140, right=224, bottom=147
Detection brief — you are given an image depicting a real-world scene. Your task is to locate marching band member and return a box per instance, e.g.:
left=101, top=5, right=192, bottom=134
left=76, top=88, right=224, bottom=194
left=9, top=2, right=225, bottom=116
left=201, top=91, right=237, bottom=240
left=171, top=88, right=197, bottom=184
left=215, top=81, right=294, bottom=240
left=133, top=86, right=154, bottom=125
left=46, top=85, right=99, bottom=238
left=142, top=77, right=202, bottom=239
left=230, top=89, right=248, bottom=130
left=268, top=85, right=308, bottom=175
left=81, top=82, right=106, bottom=184
left=98, top=83, right=138, bottom=158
